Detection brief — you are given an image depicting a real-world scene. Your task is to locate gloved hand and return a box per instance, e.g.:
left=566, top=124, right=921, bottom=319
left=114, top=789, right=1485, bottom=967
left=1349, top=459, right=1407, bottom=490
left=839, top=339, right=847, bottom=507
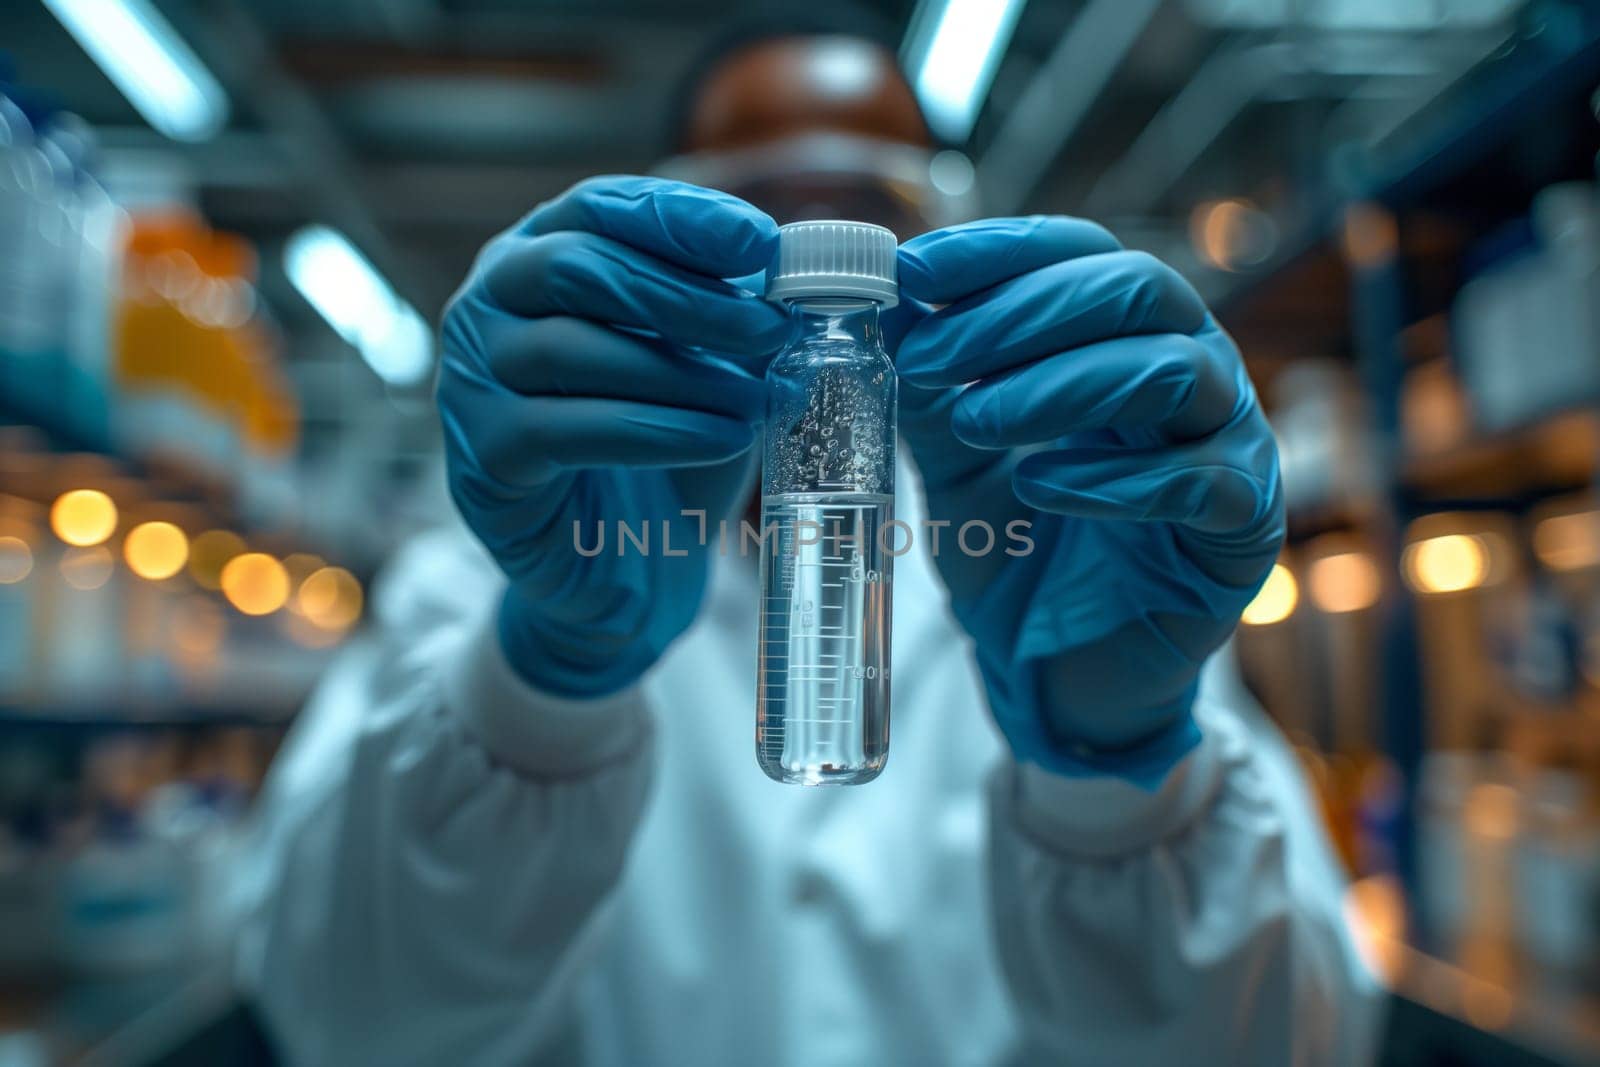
left=891, top=217, right=1284, bottom=784
left=437, top=176, right=787, bottom=697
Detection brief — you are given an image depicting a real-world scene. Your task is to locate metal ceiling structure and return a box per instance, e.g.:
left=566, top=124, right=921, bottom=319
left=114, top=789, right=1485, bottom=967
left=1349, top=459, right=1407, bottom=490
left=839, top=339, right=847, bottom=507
left=4, top=0, right=1534, bottom=426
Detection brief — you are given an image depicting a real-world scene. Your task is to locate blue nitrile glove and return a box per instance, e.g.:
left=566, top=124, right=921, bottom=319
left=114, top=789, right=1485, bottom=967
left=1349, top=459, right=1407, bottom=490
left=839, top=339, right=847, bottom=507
left=437, top=176, right=788, bottom=697
left=891, top=217, right=1284, bottom=784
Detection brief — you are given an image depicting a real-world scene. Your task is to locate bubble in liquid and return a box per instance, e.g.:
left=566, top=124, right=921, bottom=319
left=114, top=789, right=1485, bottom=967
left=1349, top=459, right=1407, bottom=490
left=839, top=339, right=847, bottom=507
left=763, top=356, right=894, bottom=494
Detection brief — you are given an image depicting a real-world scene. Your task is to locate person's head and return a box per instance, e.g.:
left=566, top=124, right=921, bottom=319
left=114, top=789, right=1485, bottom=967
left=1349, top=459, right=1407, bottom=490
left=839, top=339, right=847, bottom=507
left=656, top=10, right=973, bottom=236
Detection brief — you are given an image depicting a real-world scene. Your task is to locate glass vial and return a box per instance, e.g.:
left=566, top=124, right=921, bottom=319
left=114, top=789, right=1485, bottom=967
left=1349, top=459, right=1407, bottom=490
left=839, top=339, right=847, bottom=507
left=756, top=221, right=898, bottom=785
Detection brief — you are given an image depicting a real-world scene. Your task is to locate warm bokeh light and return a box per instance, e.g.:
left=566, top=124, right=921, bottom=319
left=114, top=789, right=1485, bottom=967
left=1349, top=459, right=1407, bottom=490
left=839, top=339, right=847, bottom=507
left=60, top=545, right=114, bottom=590
left=188, top=529, right=247, bottom=590
left=50, top=489, right=118, bottom=547
left=1308, top=552, right=1382, bottom=614
left=296, top=565, right=363, bottom=630
left=1191, top=198, right=1278, bottom=272
left=282, top=552, right=325, bottom=591
left=1342, top=873, right=1407, bottom=985
left=1463, top=781, right=1519, bottom=840
left=0, top=536, right=32, bottom=584
left=220, top=552, right=289, bottom=615
left=1241, top=563, right=1299, bottom=625
left=123, top=521, right=190, bottom=580
left=1532, top=510, right=1600, bottom=572
left=1403, top=533, right=1488, bottom=594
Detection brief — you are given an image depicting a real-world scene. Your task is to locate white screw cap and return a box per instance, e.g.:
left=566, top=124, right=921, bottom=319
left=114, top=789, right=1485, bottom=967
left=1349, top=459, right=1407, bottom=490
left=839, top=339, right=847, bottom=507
left=765, top=220, right=898, bottom=308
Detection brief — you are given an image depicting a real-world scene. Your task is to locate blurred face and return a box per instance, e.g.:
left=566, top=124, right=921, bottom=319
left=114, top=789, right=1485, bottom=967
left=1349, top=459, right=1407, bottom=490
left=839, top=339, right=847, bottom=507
left=657, top=35, right=954, bottom=240
left=726, top=173, right=929, bottom=237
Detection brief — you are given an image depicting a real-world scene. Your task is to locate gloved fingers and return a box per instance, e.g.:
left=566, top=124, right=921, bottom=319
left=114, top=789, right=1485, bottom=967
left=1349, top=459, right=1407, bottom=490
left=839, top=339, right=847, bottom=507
left=482, top=315, right=764, bottom=420
left=879, top=295, right=930, bottom=356
left=950, top=332, right=1239, bottom=448
left=478, top=230, right=789, bottom=358
left=519, top=175, right=779, bottom=278
left=450, top=393, right=757, bottom=489
left=898, top=379, right=1008, bottom=491
left=897, top=251, right=1209, bottom=388
left=882, top=297, right=1002, bottom=489
left=1012, top=438, right=1272, bottom=539
left=897, top=215, right=1122, bottom=305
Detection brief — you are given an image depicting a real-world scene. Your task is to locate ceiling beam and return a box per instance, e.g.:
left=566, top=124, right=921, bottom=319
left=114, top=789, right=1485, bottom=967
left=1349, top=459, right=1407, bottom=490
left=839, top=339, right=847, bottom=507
left=977, top=0, right=1164, bottom=215
left=159, top=0, right=444, bottom=305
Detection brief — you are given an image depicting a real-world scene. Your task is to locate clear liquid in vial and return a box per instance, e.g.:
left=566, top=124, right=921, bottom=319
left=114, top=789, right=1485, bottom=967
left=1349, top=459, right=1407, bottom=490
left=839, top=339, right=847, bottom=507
left=756, top=491, right=893, bottom=785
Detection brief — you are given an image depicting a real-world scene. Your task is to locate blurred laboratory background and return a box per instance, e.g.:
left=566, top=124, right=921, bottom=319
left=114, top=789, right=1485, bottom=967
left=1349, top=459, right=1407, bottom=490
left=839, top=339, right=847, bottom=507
left=1, top=0, right=1599, bottom=1063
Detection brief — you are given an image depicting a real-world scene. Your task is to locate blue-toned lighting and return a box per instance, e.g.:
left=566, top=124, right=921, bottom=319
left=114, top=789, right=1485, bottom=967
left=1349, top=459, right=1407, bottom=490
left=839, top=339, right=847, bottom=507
left=43, top=0, right=229, bottom=142
left=285, top=226, right=433, bottom=387
left=902, top=0, right=1028, bottom=143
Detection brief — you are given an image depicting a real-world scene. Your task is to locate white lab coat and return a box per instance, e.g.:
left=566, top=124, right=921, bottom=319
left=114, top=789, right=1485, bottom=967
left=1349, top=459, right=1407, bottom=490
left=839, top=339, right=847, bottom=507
left=231, top=467, right=1383, bottom=1066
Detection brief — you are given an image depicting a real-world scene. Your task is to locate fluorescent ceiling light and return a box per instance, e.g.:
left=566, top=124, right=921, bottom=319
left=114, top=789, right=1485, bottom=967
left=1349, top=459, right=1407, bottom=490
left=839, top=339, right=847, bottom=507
left=902, top=0, right=1028, bottom=143
left=43, top=0, right=229, bottom=142
left=285, top=226, right=433, bottom=387
left=1183, top=0, right=1523, bottom=28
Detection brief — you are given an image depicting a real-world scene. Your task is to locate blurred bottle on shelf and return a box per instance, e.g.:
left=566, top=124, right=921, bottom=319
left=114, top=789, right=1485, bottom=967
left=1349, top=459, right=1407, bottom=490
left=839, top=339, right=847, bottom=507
left=1400, top=357, right=1472, bottom=460
left=0, top=90, right=62, bottom=428
left=116, top=214, right=237, bottom=477
left=1454, top=182, right=1600, bottom=432
left=36, top=459, right=129, bottom=706
left=0, top=80, right=300, bottom=516
left=114, top=212, right=299, bottom=509
left=57, top=731, right=255, bottom=974
left=0, top=82, right=123, bottom=449
left=1403, top=497, right=1600, bottom=989
left=1496, top=574, right=1583, bottom=706
left=0, top=493, right=42, bottom=699
left=1515, top=769, right=1600, bottom=981
left=1271, top=361, right=1379, bottom=518
left=43, top=112, right=124, bottom=446
left=1236, top=535, right=1399, bottom=881
left=1403, top=513, right=1521, bottom=750
left=1416, top=751, right=1600, bottom=992
left=0, top=727, right=269, bottom=981
left=1416, top=751, right=1479, bottom=954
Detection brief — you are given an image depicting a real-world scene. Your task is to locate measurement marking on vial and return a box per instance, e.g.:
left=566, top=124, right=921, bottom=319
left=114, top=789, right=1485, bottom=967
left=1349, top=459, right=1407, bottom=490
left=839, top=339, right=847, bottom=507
left=756, top=488, right=894, bottom=783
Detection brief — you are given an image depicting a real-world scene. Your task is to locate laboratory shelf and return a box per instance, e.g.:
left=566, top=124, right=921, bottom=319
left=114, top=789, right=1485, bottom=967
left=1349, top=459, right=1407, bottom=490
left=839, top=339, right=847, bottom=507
left=1400, top=412, right=1599, bottom=501
left=1382, top=943, right=1600, bottom=1067
left=1218, top=3, right=1600, bottom=908
left=0, top=404, right=236, bottom=516
left=0, top=702, right=302, bottom=732
left=1, top=363, right=268, bottom=529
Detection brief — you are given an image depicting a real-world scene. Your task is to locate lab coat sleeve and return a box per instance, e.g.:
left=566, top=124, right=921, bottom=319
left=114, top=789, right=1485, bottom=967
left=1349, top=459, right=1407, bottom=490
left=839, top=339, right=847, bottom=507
left=986, top=658, right=1385, bottom=1066
left=230, top=536, right=655, bottom=1066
